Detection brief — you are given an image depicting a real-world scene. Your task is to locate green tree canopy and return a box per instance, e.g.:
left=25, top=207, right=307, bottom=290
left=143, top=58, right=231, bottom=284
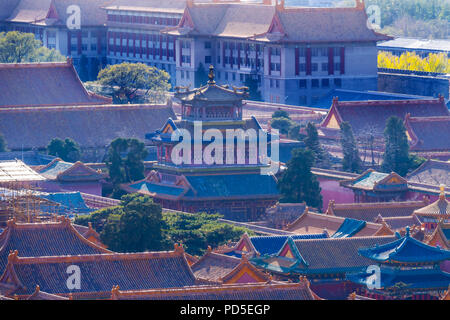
left=97, top=62, right=171, bottom=104
left=272, top=110, right=290, bottom=119
left=195, top=63, right=209, bottom=87
left=340, top=122, right=362, bottom=173
left=0, top=31, right=65, bottom=63
left=244, top=75, right=262, bottom=101
left=277, top=148, right=323, bottom=210
left=75, top=194, right=252, bottom=255
left=105, top=138, right=148, bottom=197
left=381, top=116, right=412, bottom=176
left=47, top=138, right=81, bottom=163
left=303, top=122, right=331, bottom=169
left=0, top=133, right=8, bottom=152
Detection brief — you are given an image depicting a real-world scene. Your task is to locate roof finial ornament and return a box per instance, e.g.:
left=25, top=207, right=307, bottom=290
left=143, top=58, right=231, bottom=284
left=406, top=226, right=410, bottom=237
left=439, top=184, right=446, bottom=200
left=208, top=65, right=216, bottom=85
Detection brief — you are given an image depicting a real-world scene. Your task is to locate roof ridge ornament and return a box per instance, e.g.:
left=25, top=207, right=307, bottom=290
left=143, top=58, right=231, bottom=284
left=208, top=65, right=216, bottom=85
left=439, top=184, right=446, bottom=201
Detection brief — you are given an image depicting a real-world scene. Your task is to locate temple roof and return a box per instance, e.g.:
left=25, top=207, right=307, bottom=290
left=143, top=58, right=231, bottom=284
left=286, top=210, right=384, bottom=237
left=320, top=98, right=449, bottom=138
left=0, top=0, right=19, bottom=20
left=0, top=103, right=175, bottom=150
left=0, top=218, right=109, bottom=272
left=0, top=61, right=111, bottom=107
left=405, top=116, right=450, bottom=152
left=36, top=159, right=105, bottom=182
left=407, top=160, right=450, bottom=191
left=253, top=236, right=397, bottom=275
left=170, top=1, right=389, bottom=43
left=341, top=169, right=408, bottom=192
left=175, top=82, right=248, bottom=105
left=375, top=215, right=422, bottom=231
left=0, top=245, right=197, bottom=298
left=6, top=0, right=109, bottom=26
left=110, top=281, right=319, bottom=300
left=326, top=200, right=428, bottom=223
left=428, top=223, right=450, bottom=250
left=191, top=251, right=240, bottom=283
left=27, top=285, right=68, bottom=300
left=347, top=265, right=450, bottom=292
left=358, top=229, right=450, bottom=264
left=414, top=188, right=449, bottom=218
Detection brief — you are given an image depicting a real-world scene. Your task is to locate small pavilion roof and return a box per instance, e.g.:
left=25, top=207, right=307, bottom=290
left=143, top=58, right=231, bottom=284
left=36, top=159, right=105, bottom=182
left=0, top=160, right=45, bottom=183
left=358, top=229, right=450, bottom=264
left=413, top=186, right=450, bottom=218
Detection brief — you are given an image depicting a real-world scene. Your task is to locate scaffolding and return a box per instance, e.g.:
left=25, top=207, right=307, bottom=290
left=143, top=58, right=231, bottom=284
left=0, top=181, right=60, bottom=226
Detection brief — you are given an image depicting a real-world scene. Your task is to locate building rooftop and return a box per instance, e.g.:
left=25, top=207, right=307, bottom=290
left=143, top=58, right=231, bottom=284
left=0, top=218, right=109, bottom=272
left=405, top=116, right=450, bottom=152
left=0, top=244, right=197, bottom=298
left=0, top=160, right=45, bottom=183
left=378, top=37, right=450, bottom=53
left=0, top=61, right=111, bottom=108
left=0, top=103, right=175, bottom=150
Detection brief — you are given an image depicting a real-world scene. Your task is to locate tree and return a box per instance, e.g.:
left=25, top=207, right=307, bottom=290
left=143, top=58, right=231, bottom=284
left=381, top=116, right=411, bottom=176
left=244, top=75, right=261, bottom=101
left=304, top=122, right=331, bottom=169
left=272, top=110, right=290, bottom=119
left=97, top=62, right=171, bottom=104
left=195, top=63, right=209, bottom=87
left=271, top=117, right=294, bottom=135
left=47, top=138, right=81, bottom=162
left=0, top=133, right=8, bottom=152
left=105, top=138, right=149, bottom=197
left=277, top=148, right=323, bottom=210
left=0, top=31, right=65, bottom=63
left=340, top=122, right=362, bottom=173
left=78, top=55, right=89, bottom=82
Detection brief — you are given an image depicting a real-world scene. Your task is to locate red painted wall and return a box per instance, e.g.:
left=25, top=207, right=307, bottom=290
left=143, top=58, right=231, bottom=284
left=317, top=177, right=355, bottom=208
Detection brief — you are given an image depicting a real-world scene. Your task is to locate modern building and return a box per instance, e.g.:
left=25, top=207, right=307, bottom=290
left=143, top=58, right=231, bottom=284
left=0, top=0, right=110, bottom=79
left=378, top=38, right=450, bottom=58
left=166, top=0, right=390, bottom=106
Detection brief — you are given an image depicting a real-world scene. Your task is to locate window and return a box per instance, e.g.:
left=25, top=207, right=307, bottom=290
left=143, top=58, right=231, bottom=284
left=181, top=70, right=185, bottom=79
left=312, top=96, right=320, bottom=105
left=334, top=78, right=342, bottom=88
left=204, top=41, right=212, bottom=49
left=275, top=80, right=280, bottom=88
left=298, top=47, right=306, bottom=57
left=205, top=56, right=212, bottom=64
left=225, top=72, right=229, bottom=80
left=321, top=63, right=328, bottom=72
left=299, top=63, right=306, bottom=72
left=240, top=74, right=244, bottom=82
left=232, top=73, right=236, bottom=81
left=322, top=79, right=330, bottom=88
left=299, top=79, right=307, bottom=88
left=299, top=95, right=307, bottom=105
left=311, top=48, right=319, bottom=57
left=311, top=79, right=319, bottom=88
left=319, top=48, right=328, bottom=56
left=334, top=63, right=341, bottom=72
left=186, top=71, right=190, bottom=79
left=312, top=63, right=318, bottom=72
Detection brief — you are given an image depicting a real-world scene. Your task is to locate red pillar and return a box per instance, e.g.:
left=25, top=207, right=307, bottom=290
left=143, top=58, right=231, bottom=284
left=340, top=47, right=345, bottom=74
left=67, top=31, right=71, bottom=55
left=295, top=47, right=299, bottom=76
left=77, top=31, right=82, bottom=55
left=268, top=47, right=272, bottom=76
left=237, top=43, right=241, bottom=69
left=328, top=47, right=334, bottom=75
left=98, top=30, right=102, bottom=55
left=306, top=47, right=312, bottom=75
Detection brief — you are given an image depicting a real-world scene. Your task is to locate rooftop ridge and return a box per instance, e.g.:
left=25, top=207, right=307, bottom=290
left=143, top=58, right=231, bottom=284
left=337, top=97, right=446, bottom=107
left=7, top=247, right=183, bottom=265
left=332, top=200, right=427, bottom=209
left=292, top=235, right=397, bottom=244
left=0, top=103, right=172, bottom=113
left=407, top=115, right=450, bottom=122
left=0, top=61, right=72, bottom=69
left=112, top=281, right=309, bottom=298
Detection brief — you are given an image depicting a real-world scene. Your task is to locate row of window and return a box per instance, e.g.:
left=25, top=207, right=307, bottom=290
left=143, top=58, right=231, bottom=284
left=109, top=47, right=175, bottom=58
left=109, top=33, right=175, bottom=43
left=299, top=78, right=342, bottom=89
left=107, top=14, right=179, bottom=26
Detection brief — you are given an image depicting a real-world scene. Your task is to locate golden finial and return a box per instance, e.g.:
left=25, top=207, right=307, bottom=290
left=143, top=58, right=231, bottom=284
left=439, top=184, right=446, bottom=200
left=208, top=65, right=215, bottom=85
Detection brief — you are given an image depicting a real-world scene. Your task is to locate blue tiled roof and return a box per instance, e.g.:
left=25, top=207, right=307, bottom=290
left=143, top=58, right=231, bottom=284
left=347, top=265, right=450, bottom=291
left=39, top=160, right=73, bottom=180
left=358, top=232, right=450, bottom=264
left=40, top=192, right=91, bottom=215
left=331, top=218, right=367, bottom=238
left=129, top=181, right=185, bottom=197
left=185, top=174, right=279, bottom=198
left=250, top=234, right=328, bottom=256
left=352, top=171, right=389, bottom=189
